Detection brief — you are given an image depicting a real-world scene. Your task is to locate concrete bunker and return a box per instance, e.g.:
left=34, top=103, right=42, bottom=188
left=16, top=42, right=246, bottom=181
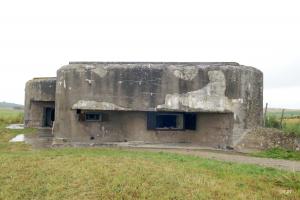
left=24, top=77, right=56, bottom=128
left=24, top=62, right=263, bottom=149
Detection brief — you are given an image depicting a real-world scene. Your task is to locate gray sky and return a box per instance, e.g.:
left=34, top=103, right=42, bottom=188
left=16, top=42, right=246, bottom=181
left=0, top=0, right=299, bottom=108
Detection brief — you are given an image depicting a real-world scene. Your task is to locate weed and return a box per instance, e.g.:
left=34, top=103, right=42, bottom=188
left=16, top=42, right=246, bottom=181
left=283, top=121, right=300, bottom=136
left=265, top=115, right=281, bottom=129
left=252, top=148, right=300, bottom=161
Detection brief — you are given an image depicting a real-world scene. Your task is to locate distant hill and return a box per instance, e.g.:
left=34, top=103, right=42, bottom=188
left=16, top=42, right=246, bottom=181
left=267, top=108, right=300, bottom=118
left=0, top=102, right=24, bottom=110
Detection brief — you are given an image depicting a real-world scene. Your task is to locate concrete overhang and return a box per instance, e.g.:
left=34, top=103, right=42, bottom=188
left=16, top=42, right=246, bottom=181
left=71, top=100, right=132, bottom=111
left=71, top=100, right=233, bottom=113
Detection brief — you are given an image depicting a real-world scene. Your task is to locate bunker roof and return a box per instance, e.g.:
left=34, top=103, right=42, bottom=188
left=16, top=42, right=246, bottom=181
left=59, top=62, right=261, bottom=74
left=69, top=61, right=240, bottom=65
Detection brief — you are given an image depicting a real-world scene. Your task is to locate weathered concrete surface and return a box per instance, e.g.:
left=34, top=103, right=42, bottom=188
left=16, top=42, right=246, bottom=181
left=53, top=62, right=263, bottom=148
left=25, top=128, right=54, bottom=149
left=53, top=111, right=233, bottom=148
left=235, top=127, right=300, bottom=152
left=24, top=77, right=56, bottom=127
left=72, top=100, right=130, bottom=111
left=157, top=70, right=236, bottom=112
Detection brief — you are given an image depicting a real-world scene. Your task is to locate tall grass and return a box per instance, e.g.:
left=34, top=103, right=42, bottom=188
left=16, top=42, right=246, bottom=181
left=265, top=115, right=281, bottom=129
left=282, top=118, right=300, bottom=136
left=252, top=148, right=300, bottom=161
left=0, top=109, right=24, bottom=124
left=265, top=114, right=300, bottom=136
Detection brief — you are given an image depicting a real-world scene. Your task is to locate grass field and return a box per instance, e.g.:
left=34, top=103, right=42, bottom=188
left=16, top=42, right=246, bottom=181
left=266, top=108, right=300, bottom=136
left=283, top=118, right=300, bottom=135
left=252, top=148, right=300, bottom=161
left=0, top=108, right=24, bottom=124
left=1, top=148, right=300, bottom=200
left=0, top=109, right=300, bottom=199
left=267, top=108, right=300, bottom=118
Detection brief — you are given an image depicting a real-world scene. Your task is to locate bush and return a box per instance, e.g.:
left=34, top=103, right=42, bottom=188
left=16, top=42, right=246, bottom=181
left=265, top=115, right=281, bottom=129
left=265, top=115, right=300, bottom=136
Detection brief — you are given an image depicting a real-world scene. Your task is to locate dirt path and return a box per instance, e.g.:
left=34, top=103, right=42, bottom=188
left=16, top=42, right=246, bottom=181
left=139, top=148, right=300, bottom=172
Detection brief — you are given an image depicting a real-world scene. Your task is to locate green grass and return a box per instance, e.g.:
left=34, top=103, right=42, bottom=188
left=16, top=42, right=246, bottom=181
left=252, top=148, right=300, bottom=161
left=0, top=125, right=300, bottom=199
left=1, top=147, right=300, bottom=199
left=284, top=111, right=300, bottom=118
left=283, top=119, right=300, bottom=136
left=0, top=109, right=35, bottom=152
left=265, top=114, right=300, bottom=136
left=0, top=108, right=24, bottom=124
left=0, top=110, right=300, bottom=199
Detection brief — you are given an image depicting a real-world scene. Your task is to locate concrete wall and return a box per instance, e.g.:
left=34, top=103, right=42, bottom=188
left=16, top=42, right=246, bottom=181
left=53, top=62, right=263, bottom=147
left=24, top=78, right=56, bottom=127
left=54, top=111, right=233, bottom=148
left=25, top=101, right=55, bottom=127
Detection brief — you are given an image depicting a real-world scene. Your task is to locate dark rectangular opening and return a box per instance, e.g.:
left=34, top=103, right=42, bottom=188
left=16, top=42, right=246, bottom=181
left=156, top=113, right=184, bottom=130
left=43, top=107, right=55, bottom=127
left=184, top=113, right=197, bottom=130
left=147, top=112, right=196, bottom=131
left=85, top=112, right=102, bottom=121
left=77, top=111, right=109, bottom=122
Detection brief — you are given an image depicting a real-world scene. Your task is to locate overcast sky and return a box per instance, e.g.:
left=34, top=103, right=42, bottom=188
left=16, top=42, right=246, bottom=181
left=0, top=0, right=299, bottom=108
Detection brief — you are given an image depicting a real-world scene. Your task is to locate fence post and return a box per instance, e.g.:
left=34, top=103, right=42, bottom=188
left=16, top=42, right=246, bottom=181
left=280, top=109, right=285, bottom=129
left=263, top=103, right=268, bottom=127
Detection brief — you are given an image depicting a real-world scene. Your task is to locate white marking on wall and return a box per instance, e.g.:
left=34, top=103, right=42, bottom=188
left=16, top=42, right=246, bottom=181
left=72, top=100, right=131, bottom=111
left=92, top=66, right=108, bottom=78
left=157, top=70, right=242, bottom=112
left=85, top=65, right=95, bottom=70
left=232, top=99, right=244, bottom=104
left=85, top=79, right=93, bottom=85
left=170, top=65, right=198, bottom=80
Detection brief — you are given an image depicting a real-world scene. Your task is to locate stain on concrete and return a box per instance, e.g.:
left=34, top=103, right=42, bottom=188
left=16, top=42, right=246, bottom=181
left=92, top=66, right=108, bottom=78
left=72, top=100, right=130, bottom=111
left=157, top=71, right=240, bottom=112
left=170, top=65, right=198, bottom=80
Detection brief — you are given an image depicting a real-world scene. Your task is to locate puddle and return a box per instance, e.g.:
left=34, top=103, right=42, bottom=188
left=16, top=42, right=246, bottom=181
left=6, top=124, right=24, bottom=130
left=9, top=134, right=25, bottom=142
left=8, top=125, right=53, bottom=149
